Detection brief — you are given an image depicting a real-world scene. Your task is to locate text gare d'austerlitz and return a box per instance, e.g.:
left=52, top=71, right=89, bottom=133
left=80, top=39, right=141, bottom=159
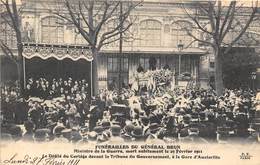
left=69, top=144, right=220, bottom=159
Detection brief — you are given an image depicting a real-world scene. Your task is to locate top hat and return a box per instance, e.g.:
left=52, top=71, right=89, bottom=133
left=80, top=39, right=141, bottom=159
left=111, top=125, right=121, bottom=136
left=9, top=125, right=22, bottom=137
left=124, top=123, right=135, bottom=133
left=24, top=120, right=34, bottom=130
left=71, top=131, right=82, bottom=142
left=34, top=129, right=50, bottom=141
left=88, top=131, right=97, bottom=141
left=53, top=125, right=65, bottom=136
left=183, top=114, right=191, bottom=122
left=131, top=126, right=143, bottom=138
left=149, top=123, right=161, bottom=132
left=93, top=126, right=104, bottom=135
left=101, top=120, right=111, bottom=129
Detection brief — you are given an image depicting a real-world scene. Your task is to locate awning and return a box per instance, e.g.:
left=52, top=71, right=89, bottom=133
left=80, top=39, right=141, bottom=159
left=22, top=43, right=93, bottom=61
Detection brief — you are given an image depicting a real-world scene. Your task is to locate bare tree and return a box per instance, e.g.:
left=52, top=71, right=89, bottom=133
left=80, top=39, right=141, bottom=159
left=53, top=0, right=141, bottom=96
left=181, top=1, right=258, bottom=96
left=0, top=0, right=24, bottom=96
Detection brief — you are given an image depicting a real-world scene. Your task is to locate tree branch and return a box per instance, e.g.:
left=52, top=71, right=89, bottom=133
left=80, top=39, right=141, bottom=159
left=99, top=37, right=121, bottom=48
left=219, top=1, right=235, bottom=39
left=78, top=1, right=93, bottom=31
left=0, top=40, right=18, bottom=63
left=98, top=21, right=133, bottom=50
left=181, top=4, right=212, bottom=35
left=208, top=2, right=216, bottom=34
left=223, top=2, right=258, bottom=55
left=2, top=15, right=13, bottom=28
left=220, top=1, right=236, bottom=42
left=63, top=0, right=93, bottom=45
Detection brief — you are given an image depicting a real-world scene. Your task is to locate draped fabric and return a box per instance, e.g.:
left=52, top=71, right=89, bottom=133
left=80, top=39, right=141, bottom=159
left=23, top=45, right=93, bottom=62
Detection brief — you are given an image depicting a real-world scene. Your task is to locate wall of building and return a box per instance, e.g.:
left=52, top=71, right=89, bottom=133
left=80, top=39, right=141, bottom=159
left=2, top=0, right=259, bottom=89
left=18, top=0, right=202, bottom=51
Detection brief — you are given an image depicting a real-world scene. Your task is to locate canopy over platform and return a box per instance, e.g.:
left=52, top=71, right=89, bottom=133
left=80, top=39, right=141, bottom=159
left=22, top=43, right=93, bottom=61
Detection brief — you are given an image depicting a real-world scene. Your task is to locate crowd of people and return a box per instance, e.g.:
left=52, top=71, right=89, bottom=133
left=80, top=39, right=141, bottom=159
left=24, top=77, right=89, bottom=99
left=1, top=77, right=260, bottom=144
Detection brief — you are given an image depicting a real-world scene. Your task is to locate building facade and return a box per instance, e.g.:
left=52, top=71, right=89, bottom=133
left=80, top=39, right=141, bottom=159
left=1, top=0, right=259, bottom=91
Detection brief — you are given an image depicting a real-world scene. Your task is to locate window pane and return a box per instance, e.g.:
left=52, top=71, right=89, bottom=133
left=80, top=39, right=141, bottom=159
left=41, top=17, right=64, bottom=43
left=172, top=22, right=193, bottom=47
left=108, top=58, right=113, bottom=71
left=0, top=22, right=17, bottom=48
left=122, top=58, right=128, bottom=72
left=112, top=58, right=118, bottom=71
left=140, top=20, right=161, bottom=46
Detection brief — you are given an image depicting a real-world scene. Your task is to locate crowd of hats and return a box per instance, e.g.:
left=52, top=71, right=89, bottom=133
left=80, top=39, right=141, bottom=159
left=1, top=79, right=260, bottom=144
left=25, top=77, right=89, bottom=100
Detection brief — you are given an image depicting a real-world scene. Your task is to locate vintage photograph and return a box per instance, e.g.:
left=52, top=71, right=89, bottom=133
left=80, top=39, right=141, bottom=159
left=1, top=0, right=260, bottom=147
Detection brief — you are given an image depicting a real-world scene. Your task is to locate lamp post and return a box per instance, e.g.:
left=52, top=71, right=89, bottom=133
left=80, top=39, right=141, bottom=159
left=251, top=71, right=256, bottom=90
left=177, top=41, right=184, bottom=77
left=118, top=1, right=123, bottom=92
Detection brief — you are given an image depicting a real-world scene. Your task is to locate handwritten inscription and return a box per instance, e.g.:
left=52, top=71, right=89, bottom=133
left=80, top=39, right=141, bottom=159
left=240, top=153, right=253, bottom=160
left=1, top=153, right=80, bottom=165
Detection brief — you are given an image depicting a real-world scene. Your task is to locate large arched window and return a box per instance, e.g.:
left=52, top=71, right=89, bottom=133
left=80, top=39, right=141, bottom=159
left=140, top=20, right=162, bottom=46
left=0, top=21, right=16, bottom=48
left=106, top=20, right=119, bottom=47
left=104, top=19, right=132, bottom=47
left=171, top=21, right=194, bottom=47
left=41, top=16, right=64, bottom=43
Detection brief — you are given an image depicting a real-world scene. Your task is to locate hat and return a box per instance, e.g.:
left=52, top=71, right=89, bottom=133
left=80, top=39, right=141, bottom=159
left=1, top=133, right=13, bottom=141
left=61, top=128, right=72, bottom=134
left=9, top=125, right=22, bottom=137
left=71, top=131, right=82, bottom=142
left=53, top=125, right=65, bottom=136
left=111, top=125, right=121, bottom=136
left=27, top=97, right=43, bottom=103
left=179, top=108, right=186, bottom=115
left=75, top=113, right=81, bottom=118
left=24, top=120, right=34, bottom=130
left=93, top=126, right=104, bottom=134
left=149, top=123, right=161, bottom=132
left=140, top=115, right=149, bottom=121
left=191, top=113, right=199, bottom=118
left=131, top=126, right=143, bottom=138
left=199, top=112, right=206, bottom=121
left=34, top=129, right=50, bottom=141
left=111, top=121, right=121, bottom=126
left=149, top=113, right=160, bottom=124
left=101, top=120, right=111, bottom=129
left=89, top=105, right=98, bottom=112
left=248, top=127, right=256, bottom=133
left=217, top=127, right=230, bottom=135
left=124, top=123, right=135, bottom=133
left=183, top=114, right=191, bottom=122
left=189, top=127, right=199, bottom=134
left=162, top=93, right=172, bottom=99
left=113, top=112, right=124, bottom=117
left=179, top=128, right=189, bottom=137
left=88, top=131, right=97, bottom=141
